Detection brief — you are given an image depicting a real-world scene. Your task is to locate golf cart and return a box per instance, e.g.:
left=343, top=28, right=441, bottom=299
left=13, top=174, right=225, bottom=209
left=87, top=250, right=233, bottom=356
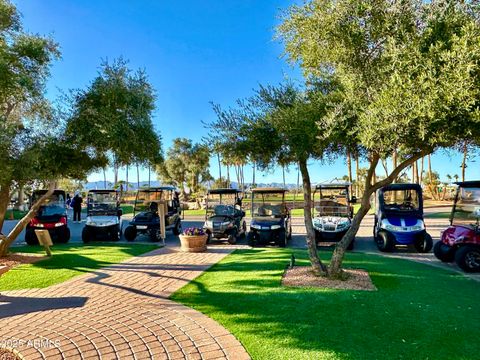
left=203, top=188, right=246, bottom=244
left=124, top=186, right=181, bottom=242
left=247, top=188, right=292, bottom=247
left=434, top=181, right=480, bottom=272
left=82, top=190, right=122, bottom=243
left=25, top=189, right=70, bottom=245
left=374, top=183, right=432, bottom=252
left=312, top=183, right=356, bottom=250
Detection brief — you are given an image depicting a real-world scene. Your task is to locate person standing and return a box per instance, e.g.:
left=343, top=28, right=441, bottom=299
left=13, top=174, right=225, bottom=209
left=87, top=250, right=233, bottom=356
left=72, top=191, right=83, bottom=223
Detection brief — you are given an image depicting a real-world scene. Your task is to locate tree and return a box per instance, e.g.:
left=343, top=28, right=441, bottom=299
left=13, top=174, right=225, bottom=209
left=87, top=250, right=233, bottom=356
left=158, top=138, right=212, bottom=199
left=66, top=58, right=163, bottom=186
left=276, top=0, right=480, bottom=277
left=208, top=82, right=335, bottom=275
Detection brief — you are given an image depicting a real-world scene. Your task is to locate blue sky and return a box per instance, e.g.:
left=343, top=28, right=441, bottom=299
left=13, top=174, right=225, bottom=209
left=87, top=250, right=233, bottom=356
left=16, top=0, right=477, bottom=185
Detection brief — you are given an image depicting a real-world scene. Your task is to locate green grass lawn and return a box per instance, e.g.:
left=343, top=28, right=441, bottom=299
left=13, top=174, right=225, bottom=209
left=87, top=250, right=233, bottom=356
left=5, top=209, right=28, bottom=220
left=424, top=211, right=451, bottom=219
left=172, top=248, right=480, bottom=360
left=0, top=243, right=158, bottom=290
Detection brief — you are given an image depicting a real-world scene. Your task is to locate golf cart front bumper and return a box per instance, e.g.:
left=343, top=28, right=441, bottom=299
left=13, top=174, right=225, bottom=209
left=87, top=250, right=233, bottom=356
left=387, top=229, right=425, bottom=244
left=251, top=228, right=283, bottom=244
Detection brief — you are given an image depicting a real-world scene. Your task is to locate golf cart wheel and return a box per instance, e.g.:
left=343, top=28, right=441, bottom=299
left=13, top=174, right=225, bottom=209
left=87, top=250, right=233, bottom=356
left=247, top=232, right=256, bottom=247
left=172, top=220, right=181, bottom=236
left=315, top=230, right=322, bottom=245
left=347, top=237, right=355, bottom=251
left=376, top=230, right=395, bottom=252
left=227, top=233, right=236, bottom=245
left=124, top=225, right=136, bottom=242
left=278, top=229, right=287, bottom=248
left=455, top=245, right=480, bottom=273
left=433, top=241, right=455, bottom=262
left=414, top=232, right=433, bottom=253
left=206, top=232, right=212, bottom=244
left=110, top=225, right=120, bottom=242
left=25, top=229, right=38, bottom=245
left=82, top=227, right=92, bottom=243
left=57, top=227, right=70, bottom=244
left=149, top=228, right=161, bottom=242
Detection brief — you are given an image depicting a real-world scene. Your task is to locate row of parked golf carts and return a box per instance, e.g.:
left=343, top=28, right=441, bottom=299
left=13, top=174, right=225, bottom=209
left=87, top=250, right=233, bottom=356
left=25, top=187, right=183, bottom=245
left=24, top=181, right=480, bottom=272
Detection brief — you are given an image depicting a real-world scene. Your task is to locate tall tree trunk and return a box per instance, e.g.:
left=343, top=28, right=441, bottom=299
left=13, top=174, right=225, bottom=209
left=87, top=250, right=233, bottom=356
left=347, top=151, right=353, bottom=196
left=252, top=162, right=256, bottom=187
left=282, top=165, right=286, bottom=188
left=428, top=154, right=436, bottom=200
left=136, top=164, right=140, bottom=190
left=126, top=165, right=129, bottom=192
left=355, top=153, right=360, bottom=197
left=420, top=157, right=424, bottom=185
left=14, top=183, right=25, bottom=210
left=299, top=159, right=327, bottom=276
left=217, top=153, right=222, bottom=180
left=103, top=168, right=107, bottom=189
left=392, top=150, right=398, bottom=183
left=461, top=142, right=468, bottom=182
left=0, top=181, right=11, bottom=233
left=226, top=164, right=230, bottom=186
left=148, top=166, right=151, bottom=188
left=415, top=160, right=419, bottom=184
left=0, top=181, right=55, bottom=256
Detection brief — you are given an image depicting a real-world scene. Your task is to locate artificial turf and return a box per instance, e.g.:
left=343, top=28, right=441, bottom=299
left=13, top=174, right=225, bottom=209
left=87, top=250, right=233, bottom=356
left=172, top=248, right=480, bottom=360
left=0, top=243, right=158, bottom=290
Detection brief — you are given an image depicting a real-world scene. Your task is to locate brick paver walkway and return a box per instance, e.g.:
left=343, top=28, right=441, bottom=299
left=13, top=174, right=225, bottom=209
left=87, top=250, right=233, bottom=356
left=0, top=246, right=250, bottom=360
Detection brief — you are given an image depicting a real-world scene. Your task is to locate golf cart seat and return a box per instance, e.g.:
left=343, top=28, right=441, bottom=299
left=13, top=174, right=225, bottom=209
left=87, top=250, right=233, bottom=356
left=214, top=205, right=234, bottom=216
left=149, top=202, right=159, bottom=213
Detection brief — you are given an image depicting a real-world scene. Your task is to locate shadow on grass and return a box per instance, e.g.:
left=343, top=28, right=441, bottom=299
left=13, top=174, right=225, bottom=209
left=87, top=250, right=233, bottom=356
left=171, top=248, right=480, bottom=360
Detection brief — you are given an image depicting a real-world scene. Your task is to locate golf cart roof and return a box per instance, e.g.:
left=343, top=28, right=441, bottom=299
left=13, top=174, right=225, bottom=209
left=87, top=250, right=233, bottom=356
left=88, top=189, right=116, bottom=193
left=454, top=181, right=480, bottom=188
left=139, top=186, right=176, bottom=192
left=207, top=188, right=241, bottom=195
left=379, top=183, right=422, bottom=193
left=33, top=189, right=66, bottom=196
left=315, top=183, right=351, bottom=190
left=251, top=187, right=288, bottom=193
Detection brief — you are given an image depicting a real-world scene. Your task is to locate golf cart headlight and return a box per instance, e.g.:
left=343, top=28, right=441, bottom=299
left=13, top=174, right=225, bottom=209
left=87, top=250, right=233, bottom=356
left=251, top=224, right=261, bottom=230
left=313, top=219, right=322, bottom=229
left=271, top=225, right=281, bottom=230
left=337, top=220, right=349, bottom=228
left=221, top=221, right=232, bottom=227
left=86, top=218, right=96, bottom=226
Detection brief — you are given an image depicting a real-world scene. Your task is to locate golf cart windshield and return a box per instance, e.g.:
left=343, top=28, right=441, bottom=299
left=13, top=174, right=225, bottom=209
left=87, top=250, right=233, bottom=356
left=88, top=192, right=118, bottom=214
left=207, top=193, right=241, bottom=217
left=32, top=192, right=66, bottom=216
left=452, top=187, right=480, bottom=228
left=252, top=192, right=286, bottom=218
left=314, top=187, right=349, bottom=217
left=382, top=189, right=419, bottom=212
left=134, top=190, right=170, bottom=213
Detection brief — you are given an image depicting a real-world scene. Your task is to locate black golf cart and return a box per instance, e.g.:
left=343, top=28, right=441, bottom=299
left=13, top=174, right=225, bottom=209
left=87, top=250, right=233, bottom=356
left=247, top=187, right=292, bottom=247
left=312, top=183, right=356, bottom=250
left=374, top=183, right=432, bottom=252
left=25, top=189, right=70, bottom=245
left=82, top=190, right=122, bottom=243
left=124, top=186, right=182, bottom=242
left=203, top=188, right=246, bottom=244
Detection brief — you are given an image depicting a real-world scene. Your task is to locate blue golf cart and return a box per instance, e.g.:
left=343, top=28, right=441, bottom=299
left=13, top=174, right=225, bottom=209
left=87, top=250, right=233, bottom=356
left=374, top=183, right=432, bottom=252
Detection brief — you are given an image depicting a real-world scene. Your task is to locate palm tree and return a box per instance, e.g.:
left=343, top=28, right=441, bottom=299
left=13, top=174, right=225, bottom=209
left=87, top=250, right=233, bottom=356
left=446, top=174, right=452, bottom=184
left=453, top=174, right=459, bottom=183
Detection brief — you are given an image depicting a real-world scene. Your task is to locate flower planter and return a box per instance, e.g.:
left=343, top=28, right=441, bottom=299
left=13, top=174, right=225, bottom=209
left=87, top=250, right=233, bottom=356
left=179, top=234, right=208, bottom=253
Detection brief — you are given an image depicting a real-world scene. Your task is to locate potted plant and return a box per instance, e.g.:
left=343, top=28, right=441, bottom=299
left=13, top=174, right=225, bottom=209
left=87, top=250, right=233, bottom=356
left=179, top=227, right=208, bottom=252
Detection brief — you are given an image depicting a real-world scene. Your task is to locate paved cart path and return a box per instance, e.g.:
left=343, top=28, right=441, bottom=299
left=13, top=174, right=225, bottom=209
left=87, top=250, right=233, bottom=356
left=0, top=245, right=250, bottom=360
